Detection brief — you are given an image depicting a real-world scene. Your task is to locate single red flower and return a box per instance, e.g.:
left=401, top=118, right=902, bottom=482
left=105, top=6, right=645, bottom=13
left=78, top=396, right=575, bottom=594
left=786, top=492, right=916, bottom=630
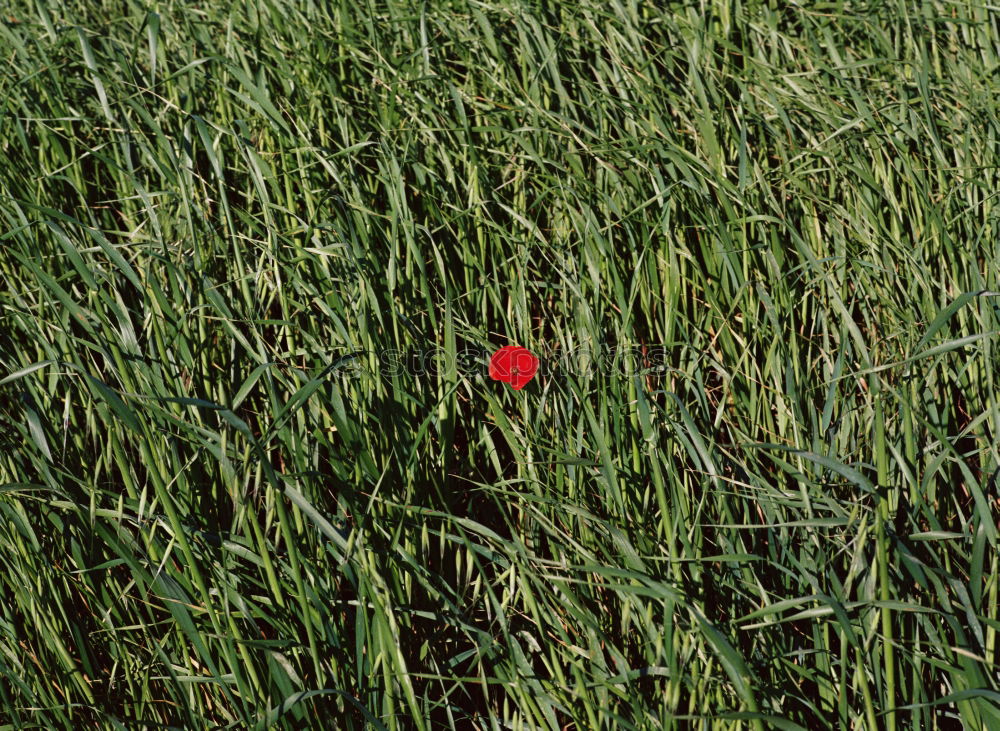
left=489, top=345, right=539, bottom=390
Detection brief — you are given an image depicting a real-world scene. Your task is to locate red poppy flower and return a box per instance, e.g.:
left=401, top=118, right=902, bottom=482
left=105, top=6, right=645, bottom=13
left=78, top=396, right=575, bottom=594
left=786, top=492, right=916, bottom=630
left=489, top=346, right=539, bottom=390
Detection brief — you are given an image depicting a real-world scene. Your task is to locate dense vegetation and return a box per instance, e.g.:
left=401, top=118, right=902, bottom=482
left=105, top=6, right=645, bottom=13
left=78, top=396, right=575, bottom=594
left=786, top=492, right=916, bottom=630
left=1, top=1, right=998, bottom=728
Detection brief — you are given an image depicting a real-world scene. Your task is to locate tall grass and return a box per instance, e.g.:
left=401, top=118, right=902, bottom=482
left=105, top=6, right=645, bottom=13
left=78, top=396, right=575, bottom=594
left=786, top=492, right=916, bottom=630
left=1, top=1, right=998, bottom=728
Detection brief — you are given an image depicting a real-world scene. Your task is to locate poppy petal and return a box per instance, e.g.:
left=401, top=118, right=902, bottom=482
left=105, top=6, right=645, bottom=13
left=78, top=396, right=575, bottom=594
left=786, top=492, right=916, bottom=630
left=489, top=346, right=538, bottom=389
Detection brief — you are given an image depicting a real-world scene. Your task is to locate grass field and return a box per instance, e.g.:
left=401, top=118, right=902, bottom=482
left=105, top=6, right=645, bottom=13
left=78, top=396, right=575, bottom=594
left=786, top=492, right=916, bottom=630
left=2, top=1, right=999, bottom=728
